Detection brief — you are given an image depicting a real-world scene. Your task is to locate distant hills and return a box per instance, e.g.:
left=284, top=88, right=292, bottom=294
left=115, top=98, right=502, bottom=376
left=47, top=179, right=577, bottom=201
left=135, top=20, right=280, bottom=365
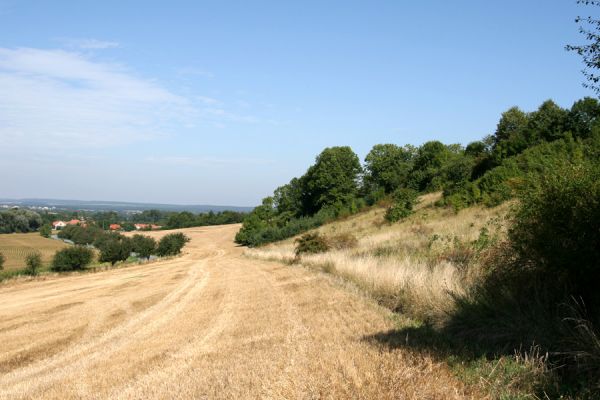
left=0, top=198, right=254, bottom=213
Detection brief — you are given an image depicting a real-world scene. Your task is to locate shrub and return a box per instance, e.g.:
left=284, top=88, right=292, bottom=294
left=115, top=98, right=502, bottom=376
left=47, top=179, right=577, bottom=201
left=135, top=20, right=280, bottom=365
left=98, top=237, right=132, bottom=266
left=39, top=224, right=51, bottom=238
left=51, top=246, right=94, bottom=272
left=385, top=188, right=419, bottom=223
left=294, top=233, right=330, bottom=256
left=509, top=162, right=600, bottom=307
left=0, top=252, right=4, bottom=270
left=131, top=234, right=156, bottom=259
left=25, top=251, right=42, bottom=275
left=156, top=233, right=189, bottom=256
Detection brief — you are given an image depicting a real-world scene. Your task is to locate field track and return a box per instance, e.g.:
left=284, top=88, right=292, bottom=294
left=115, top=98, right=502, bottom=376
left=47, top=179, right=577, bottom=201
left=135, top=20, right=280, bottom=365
left=0, top=225, right=475, bottom=399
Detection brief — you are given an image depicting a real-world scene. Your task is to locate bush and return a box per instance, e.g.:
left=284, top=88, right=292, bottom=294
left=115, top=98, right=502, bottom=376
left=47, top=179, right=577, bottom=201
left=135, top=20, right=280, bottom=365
left=25, top=251, right=42, bottom=275
left=131, top=234, right=156, bottom=259
left=98, top=237, right=132, bottom=266
left=509, top=162, right=600, bottom=307
left=294, top=233, right=330, bottom=256
left=385, top=188, right=419, bottom=223
left=156, top=233, right=189, bottom=256
left=39, top=224, right=51, bottom=238
left=0, top=252, right=5, bottom=270
left=51, top=246, right=94, bottom=271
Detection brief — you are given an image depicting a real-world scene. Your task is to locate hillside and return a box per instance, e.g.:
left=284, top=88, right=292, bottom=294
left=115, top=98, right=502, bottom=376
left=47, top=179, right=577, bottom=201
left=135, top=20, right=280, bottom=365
left=246, top=193, right=510, bottom=324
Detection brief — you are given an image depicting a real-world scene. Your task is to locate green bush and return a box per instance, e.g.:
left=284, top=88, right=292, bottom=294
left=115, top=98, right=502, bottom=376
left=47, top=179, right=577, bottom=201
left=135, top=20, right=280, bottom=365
left=294, top=233, right=330, bottom=256
left=24, top=251, right=42, bottom=275
left=0, top=252, right=4, bottom=270
left=39, top=224, right=51, bottom=238
left=385, top=188, right=419, bottom=223
left=156, top=233, right=189, bottom=256
left=51, top=246, right=94, bottom=272
left=131, top=234, right=156, bottom=259
left=98, top=237, right=132, bottom=266
left=509, top=162, right=600, bottom=306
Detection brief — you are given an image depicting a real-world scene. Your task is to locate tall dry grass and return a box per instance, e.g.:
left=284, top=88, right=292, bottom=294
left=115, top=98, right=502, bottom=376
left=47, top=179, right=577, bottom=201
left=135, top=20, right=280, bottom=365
left=246, top=192, right=511, bottom=324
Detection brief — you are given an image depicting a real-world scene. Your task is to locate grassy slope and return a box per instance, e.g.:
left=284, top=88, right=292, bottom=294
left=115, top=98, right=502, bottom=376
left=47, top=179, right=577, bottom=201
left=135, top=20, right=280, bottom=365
left=0, top=232, right=68, bottom=270
left=246, top=193, right=556, bottom=399
left=247, top=192, right=510, bottom=321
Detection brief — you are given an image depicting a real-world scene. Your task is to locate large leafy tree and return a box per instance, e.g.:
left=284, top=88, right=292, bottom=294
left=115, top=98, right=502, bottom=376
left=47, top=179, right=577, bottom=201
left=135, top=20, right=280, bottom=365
left=301, top=146, right=362, bottom=214
left=364, top=144, right=416, bottom=193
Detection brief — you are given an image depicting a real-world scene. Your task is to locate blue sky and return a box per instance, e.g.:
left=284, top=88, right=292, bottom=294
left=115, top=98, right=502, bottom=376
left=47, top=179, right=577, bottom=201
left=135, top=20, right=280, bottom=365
left=0, top=1, right=593, bottom=206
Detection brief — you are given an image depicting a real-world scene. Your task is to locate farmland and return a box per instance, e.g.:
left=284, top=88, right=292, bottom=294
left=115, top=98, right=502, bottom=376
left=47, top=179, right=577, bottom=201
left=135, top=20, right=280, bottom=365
left=0, top=225, right=478, bottom=399
left=0, top=233, right=68, bottom=271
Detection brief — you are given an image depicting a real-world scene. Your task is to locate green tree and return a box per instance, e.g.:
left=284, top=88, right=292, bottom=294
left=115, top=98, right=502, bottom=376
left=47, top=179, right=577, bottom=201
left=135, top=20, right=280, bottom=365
left=567, top=97, right=600, bottom=139
left=25, top=251, right=42, bottom=275
left=39, top=224, right=52, bottom=238
left=302, top=146, right=362, bottom=214
left=156, top=233, right=189, bottom=256
left=566, top=0, right=600, bottom=94
left=492, top=106, right=530, bottom=159
left=273, top=178, right=304, bottom=217
left=131, top=234, right=156, bottom=259
left=385, top=188, right=419, bottom=223
left=410, top=141, right=456, bottom=191
left=98, top=236, right=132, bottom=266
left=51, top=246, right=94, bottom=271
left=528, top=99, right=568, bottom=142
left=364, top=144, right=416, bottom=193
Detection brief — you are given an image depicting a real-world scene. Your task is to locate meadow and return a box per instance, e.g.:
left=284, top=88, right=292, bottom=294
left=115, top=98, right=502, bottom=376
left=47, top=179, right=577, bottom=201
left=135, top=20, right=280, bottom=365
left=0, top=232, right=67, bottom=271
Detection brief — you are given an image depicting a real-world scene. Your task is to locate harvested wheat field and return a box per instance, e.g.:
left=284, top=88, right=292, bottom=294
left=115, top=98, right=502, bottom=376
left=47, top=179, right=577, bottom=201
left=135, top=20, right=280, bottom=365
left=0, top=233, right=68, bottom=271
left=0, top=225, right=479, bottom=399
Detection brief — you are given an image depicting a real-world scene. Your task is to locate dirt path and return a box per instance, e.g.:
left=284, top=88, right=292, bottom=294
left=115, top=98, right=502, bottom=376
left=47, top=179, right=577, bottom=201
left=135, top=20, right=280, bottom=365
left=0, top=225, right=475, bottom=399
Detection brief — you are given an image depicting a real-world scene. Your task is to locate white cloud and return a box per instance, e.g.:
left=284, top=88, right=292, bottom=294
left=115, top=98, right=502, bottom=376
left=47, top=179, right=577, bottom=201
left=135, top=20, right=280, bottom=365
left=0, top=47, right=192, bottom=150
left=0, top=47, right=272, bottom=158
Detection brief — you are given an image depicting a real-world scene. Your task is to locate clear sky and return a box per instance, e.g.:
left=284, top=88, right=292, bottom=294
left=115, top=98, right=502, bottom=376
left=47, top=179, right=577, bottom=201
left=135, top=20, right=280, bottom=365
left=0, top=1, right=594, bottom=206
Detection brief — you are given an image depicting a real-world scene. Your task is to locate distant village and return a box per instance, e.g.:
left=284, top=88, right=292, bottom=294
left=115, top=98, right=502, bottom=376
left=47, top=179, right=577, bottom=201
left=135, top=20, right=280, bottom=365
left=51, top=219, right=162, bottom=232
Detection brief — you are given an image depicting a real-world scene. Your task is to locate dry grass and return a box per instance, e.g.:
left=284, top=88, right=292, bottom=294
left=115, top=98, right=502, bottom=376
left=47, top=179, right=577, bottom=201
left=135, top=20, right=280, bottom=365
left=0, top=233, right=68, bottom=271
left=0, top=224, right=481, bottom=399
left=246, top=193, right=512, bottom=323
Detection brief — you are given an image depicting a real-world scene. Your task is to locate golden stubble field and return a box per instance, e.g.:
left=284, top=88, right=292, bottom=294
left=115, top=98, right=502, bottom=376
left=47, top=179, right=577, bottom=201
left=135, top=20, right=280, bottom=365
left=0, top=233, right=68, bottom=270
left=0, top=224, right=480, bottom=399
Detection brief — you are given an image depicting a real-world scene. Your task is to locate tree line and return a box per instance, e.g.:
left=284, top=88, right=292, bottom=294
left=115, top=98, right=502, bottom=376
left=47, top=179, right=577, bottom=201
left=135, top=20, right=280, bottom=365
left=236, top=96, right=600, bottom=246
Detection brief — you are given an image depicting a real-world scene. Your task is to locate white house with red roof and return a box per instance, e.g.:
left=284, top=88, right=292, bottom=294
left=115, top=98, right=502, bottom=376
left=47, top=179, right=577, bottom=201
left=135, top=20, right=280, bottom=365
left=52, top=220, right=67, bottom=230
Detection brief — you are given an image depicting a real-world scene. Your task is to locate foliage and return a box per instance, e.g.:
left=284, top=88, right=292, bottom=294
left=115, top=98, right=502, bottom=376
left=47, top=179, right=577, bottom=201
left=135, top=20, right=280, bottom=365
left=509, top=162, right=600, bottom=306
left=164, top=210, right=246, bottom=229
left=51, top=246, right=94, bottom=271
left=24, top=251, right=42, bottom=275
left=302, top=146, right=363, bottom=214
left=294, top=233, right=330, bottom=256
left=364, top=144, right=415, bottom=193
left=131, top=234, right=156, bottom=259
left=156, top=233, right=189, bottom=256
left=566, top=0, right=600, bottom=94
left=0, top=209, right=42, bottom=233
left=97, top=235, right=132, bottom=266
left=0, top=252, right=5, bottom=270
left=58, top=225, right=104, bottom=245
left=385, top=188, right=419, bottom=223
left=39, top=224, right=52, bottom=238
